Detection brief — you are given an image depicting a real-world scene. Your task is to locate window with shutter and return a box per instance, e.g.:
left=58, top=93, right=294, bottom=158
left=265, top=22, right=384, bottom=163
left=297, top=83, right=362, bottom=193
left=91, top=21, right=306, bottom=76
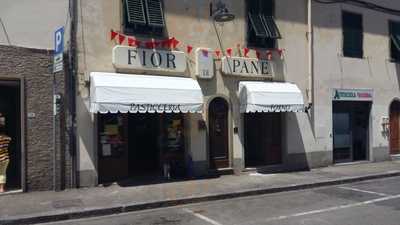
left=145, top=0, right=165, bottom=27
left=342, top=11, right=363, bottom=58
left=123, top=0, right=165, bottom=36
left=246, top=0, right=280, bottom=49
left=125, top=0, right=146, bottom=25
left=261, top=15, right=281, bottom=39
left=389, top=21, right=400, bottom=62
left=249, top=13, right=268, bottom=37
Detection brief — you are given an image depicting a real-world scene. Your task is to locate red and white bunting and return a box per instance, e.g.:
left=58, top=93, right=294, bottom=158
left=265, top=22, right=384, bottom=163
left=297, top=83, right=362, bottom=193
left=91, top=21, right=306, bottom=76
left=110, top=30, right=118, bottom=41
left=243, top=48, right=250, bottom=57
left=118, top=34, right=126, bottom=45
left=186, top=45, right=193, bottom=54
left=108, top=30, right=286, bottom=60
left=226, top=48, right=233, bottom=57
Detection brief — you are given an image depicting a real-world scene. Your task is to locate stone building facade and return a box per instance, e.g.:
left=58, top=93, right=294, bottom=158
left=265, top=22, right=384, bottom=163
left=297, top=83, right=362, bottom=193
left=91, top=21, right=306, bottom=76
left=75, top=0, right=400, bottom=187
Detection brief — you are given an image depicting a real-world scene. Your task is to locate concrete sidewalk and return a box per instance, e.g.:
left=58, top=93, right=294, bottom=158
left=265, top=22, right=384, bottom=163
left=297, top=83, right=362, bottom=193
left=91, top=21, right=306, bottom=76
left=1, top=161, right=400, bottom=225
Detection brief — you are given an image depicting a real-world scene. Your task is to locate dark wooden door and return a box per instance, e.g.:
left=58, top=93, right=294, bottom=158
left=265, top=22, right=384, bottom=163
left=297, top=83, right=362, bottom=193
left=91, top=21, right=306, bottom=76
left=245, top=113, right=282, bottom=167
left=390, top=101, right=400, bottom=155
left=209, top=98, right=229, bottom=169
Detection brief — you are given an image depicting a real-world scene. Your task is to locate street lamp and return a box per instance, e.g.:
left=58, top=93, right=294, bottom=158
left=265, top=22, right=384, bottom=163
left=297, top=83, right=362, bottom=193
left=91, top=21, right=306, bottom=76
left=210, top=1, right=235, bottom=22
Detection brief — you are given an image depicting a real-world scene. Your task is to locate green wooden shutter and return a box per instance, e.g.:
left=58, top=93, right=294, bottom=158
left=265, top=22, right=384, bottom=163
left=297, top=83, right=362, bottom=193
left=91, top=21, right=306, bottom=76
left=125, top=0, right=146, bottom=25
left=342, top=12, right=363, bottom=58
left=248, top=13, right=268, bottom=37
left=145, top=0, right=165, bottom=27
left=261, top=15, right=281, bottom=39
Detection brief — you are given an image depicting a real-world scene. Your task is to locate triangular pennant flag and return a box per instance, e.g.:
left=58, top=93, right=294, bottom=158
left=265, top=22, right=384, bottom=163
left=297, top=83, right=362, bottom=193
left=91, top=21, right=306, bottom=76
left=187, top=45, right=193, bottom=54
left=215, top=50, right=221, bottom=58
left=170, top=37, right=180, bottom=49
left=118, top=34, right=125, bottom=44
left=161, top=39, right=171, bottom=48
left=226, top=48, right=232, bottom=57
left=111, top=30, right=118, bottom=41
left=256, top=50, right=261, bottom=59
left=277, top=48, right=284, bottom=59
left=202, top=49, right=209, bottom=57
left=145, top=40, right=159, bottom=49
left=244, top=48, right=250, bottom=57
left=128, top=37, right=136, bottom=46
left=266, top=50, right=272, bottom=60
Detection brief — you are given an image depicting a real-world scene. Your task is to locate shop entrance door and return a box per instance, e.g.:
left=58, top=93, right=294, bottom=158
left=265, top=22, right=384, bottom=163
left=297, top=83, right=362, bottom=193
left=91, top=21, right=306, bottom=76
left=0, top=80, right=22, bottom=190
left=209, top=98, right=229, bottom=169
left=390, top=101, right=400, bottom=155
left=333, top=101, right=370, bottom=163
left=128, top=114, right=160, bottom=176
left=245, top=113, right=282, bottom=167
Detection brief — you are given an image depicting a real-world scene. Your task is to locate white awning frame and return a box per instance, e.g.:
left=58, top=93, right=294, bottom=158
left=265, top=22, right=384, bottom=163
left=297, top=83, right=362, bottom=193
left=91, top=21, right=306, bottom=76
left=90, top=72, right=204, bottom=114
left=239, top=81, right=305, bottom=113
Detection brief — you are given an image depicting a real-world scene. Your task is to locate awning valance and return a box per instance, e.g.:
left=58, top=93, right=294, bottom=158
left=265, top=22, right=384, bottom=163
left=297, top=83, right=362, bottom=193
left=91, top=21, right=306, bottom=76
left=90, top=72, right=203, bottom=113
left=239, top=81, right=305, bottom=113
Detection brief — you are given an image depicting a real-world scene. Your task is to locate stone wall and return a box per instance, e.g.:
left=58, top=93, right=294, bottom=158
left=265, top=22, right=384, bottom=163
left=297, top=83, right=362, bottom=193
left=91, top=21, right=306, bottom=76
left=0, top=45, right=72, bottom=191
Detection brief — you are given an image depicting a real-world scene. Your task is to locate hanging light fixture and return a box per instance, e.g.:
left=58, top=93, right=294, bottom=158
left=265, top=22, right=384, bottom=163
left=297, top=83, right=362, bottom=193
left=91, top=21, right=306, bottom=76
left=210, top=1, right=235, bottom=23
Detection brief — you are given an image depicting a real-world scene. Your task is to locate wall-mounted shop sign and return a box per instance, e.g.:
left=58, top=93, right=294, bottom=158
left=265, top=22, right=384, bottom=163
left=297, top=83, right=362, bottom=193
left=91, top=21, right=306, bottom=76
left=222, top=57, right=273, bottom=78
left=332, top=89, right=373, bottom=101
left=130, top=103, right=182, bottom=112
left=196, top=48, right=214, bottom=79
left=112, top=46, right=186, bottom=73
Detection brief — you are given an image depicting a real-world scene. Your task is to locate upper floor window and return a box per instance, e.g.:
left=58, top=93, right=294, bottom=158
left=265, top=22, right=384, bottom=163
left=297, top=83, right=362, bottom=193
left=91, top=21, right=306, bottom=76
left=123, top=0, right=165, bottom=37
left=342, top=11, right=363, bottom=58
left=246, top=0, right=281, bottom=49
left=389, top=21, right=400, bottom=62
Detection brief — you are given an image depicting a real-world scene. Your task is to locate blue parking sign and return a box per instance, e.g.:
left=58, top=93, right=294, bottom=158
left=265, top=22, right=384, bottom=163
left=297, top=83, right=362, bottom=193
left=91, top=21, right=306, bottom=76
left=54, top=27, right=64, bottom=55
left=53, top=27, right=64, bottom=73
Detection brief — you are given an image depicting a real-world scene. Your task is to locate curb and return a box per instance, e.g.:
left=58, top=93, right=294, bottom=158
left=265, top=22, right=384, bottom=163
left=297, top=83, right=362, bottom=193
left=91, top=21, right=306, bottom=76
left=2, top=171, right=400, bottom=225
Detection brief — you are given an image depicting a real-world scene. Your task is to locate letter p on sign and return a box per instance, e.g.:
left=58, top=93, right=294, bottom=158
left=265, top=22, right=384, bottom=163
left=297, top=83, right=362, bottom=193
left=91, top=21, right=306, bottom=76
left=54, top=27, right=64, bottom=55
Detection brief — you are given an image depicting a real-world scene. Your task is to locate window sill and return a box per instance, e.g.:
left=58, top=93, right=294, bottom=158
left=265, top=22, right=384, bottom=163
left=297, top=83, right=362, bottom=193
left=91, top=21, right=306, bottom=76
left=388, top=59, right=400, bottom=64
left=340, top=54, right=365, bottom=60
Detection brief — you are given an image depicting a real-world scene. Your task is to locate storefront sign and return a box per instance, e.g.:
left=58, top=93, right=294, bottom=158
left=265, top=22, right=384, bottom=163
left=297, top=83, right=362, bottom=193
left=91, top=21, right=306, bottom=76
left=332, top=89, right=373, bottom=101
left=222, top=57, right=273, bottom=78
left=196, top=48, right=214, bottom=79
left=112, top=46, right=186, bottom=73
left=130, top=103, right=182, bottom=112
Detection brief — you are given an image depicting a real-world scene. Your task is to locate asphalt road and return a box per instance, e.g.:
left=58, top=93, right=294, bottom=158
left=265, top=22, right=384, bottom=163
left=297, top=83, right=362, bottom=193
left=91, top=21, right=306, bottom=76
left=38, top=176, right=400, bottom=225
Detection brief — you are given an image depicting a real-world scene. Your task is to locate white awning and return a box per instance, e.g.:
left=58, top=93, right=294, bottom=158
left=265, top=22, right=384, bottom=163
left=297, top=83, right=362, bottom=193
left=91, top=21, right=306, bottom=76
left=90, top=72, right=203, bottom=113
left=239, top=81, right=305, bottom=113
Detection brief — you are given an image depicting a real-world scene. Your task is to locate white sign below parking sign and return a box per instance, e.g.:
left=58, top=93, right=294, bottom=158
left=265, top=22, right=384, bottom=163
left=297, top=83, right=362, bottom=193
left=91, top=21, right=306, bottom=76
left=53, top=27, right=64, bottom=73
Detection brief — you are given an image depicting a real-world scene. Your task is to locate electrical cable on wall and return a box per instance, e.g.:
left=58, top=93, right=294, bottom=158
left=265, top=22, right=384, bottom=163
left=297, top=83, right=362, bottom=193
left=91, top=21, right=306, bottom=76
left=0, top=17, right=11, bottom=45
left=313, top=0, right=400, bottom=16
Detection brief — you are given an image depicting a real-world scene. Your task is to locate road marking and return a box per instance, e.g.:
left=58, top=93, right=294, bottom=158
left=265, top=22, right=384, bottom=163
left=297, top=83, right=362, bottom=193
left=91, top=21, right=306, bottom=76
left=183, top=208, right=223, bottom=225
left=244, top=194, right=400, bottom=225
left=339, top=186, right=390, bottom=197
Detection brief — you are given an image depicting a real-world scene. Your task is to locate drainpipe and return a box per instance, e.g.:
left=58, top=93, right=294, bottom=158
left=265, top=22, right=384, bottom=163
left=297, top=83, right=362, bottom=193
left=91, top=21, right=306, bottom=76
left=68, top=0, right=78, bottom=188
left=307, top=0, right=314, bottom=107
